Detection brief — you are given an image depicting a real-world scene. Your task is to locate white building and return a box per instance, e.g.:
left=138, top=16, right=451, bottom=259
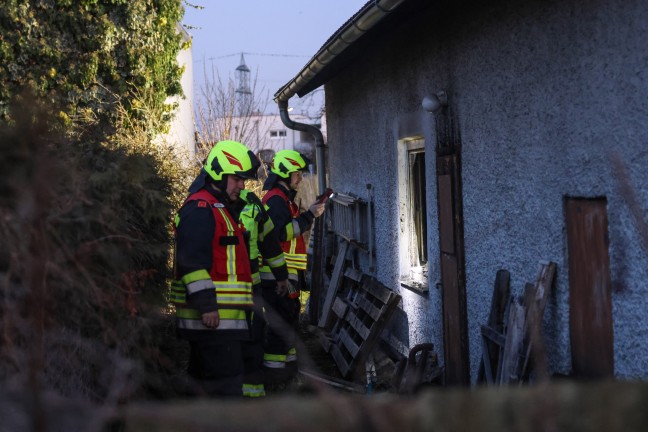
left=226, top=111, right=322, bottom=164
left=159, top=24, right=196, bottom=165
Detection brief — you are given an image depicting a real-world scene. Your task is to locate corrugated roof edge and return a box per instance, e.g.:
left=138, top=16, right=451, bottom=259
left=273, top=0, right=407, bottom=103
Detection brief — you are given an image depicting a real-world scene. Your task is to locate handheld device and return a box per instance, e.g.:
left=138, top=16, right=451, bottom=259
left=317, top=188, right=334, bottom=204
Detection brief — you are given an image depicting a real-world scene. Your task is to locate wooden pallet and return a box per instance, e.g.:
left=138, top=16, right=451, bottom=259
left=321, top=271, right=401, bottom=379
left=480, top=262, right=556, bottom=385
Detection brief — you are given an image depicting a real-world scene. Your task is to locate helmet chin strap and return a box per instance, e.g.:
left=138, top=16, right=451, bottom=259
left=278, top=178, right=293, bottom=190
left=206, top=175, right=228, bottom=194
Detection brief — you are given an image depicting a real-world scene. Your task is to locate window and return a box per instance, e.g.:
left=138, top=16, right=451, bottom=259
left=269, top=129, right=287, bottom=139
left=398, top=138, right=428, bottom=289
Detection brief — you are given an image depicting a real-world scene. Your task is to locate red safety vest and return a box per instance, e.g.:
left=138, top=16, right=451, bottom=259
left=171, top=189, right=253, bottom=341
left=262, top=187, right=307, bottom=273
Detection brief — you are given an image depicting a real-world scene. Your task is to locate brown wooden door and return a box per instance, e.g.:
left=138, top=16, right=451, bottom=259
left=565, top=197, right=614, bottom=378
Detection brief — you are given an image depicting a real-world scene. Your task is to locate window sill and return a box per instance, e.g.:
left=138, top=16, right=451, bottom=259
left=400, top=278, right=429, bottom=295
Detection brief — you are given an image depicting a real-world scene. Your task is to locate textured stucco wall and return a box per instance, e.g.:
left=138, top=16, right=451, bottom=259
left=324, top=0, right=648, bottom=381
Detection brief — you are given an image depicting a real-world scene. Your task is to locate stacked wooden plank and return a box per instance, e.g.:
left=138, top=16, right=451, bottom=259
left=319, top=268, right=401, bottom=379
left=479, top=261, right=557, bottom=385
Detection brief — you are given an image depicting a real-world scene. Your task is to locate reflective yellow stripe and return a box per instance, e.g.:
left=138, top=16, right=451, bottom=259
left=264, top=353, right=287, bottom=362
left=170, top=280, right=186, bottom=303
left=251, top=271, right=261, bottom=285
left=242, top=384, right=266, bottom=398
left=176, top=308, right=201, bottom=319
left=173, top=280, right=253, bottom=307
left=286, top=347, right=297, bottom=362
left=181, top=269, right=211, bottom=285
left=216, top=208, right=238, bottom=282
left=285, top=220, right=295, bottom=240
left=261, top=217, right=274, bottom=237
left=212, top=281, right=252, bottom=289
left=285, top=253, right=307, bottom=270
left=176, top=307, right=247, bottom=321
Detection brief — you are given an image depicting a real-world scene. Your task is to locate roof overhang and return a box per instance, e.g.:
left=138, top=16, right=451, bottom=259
left=273, top=0, right=410, bottom=103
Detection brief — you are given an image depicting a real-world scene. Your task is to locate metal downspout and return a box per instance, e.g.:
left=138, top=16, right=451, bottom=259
left=277, top=99, right=326, bottom=193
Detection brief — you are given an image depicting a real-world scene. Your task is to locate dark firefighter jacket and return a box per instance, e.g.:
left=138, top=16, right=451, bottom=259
left=260, top=183, right=314, bottom=282
left=171, top=186, right=253, bottom=342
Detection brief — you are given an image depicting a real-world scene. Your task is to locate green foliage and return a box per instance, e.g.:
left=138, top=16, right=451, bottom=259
left=0, top=0, right=184, bottom=136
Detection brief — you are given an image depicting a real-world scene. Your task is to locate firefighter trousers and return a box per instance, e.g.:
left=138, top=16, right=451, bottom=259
left=188, top=340, right=243, bottom=397
left=261, top=280, right=300, bottom=379
left=242, top=284, right=266, bottom=397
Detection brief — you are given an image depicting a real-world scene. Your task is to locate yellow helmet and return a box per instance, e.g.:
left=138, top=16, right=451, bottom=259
left=204, top=140, right=260, bottom=181
left=269, top=150, right=310, bottom=179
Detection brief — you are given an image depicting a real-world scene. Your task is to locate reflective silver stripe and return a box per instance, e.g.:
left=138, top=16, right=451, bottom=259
left=265, top=254, right=286, bottom=268
left=176, top=318, right=249, bottom=330
left=291, top=220, right=301, bottom=237
left=186, top=279, right=214, bottom=295
left=286, top=354, right=297, bottom=362
left=260, top=272, right=276, bottom=281
left=259, top=272, right=298, bottom=282
left=263, top=360, right=286, bottom=369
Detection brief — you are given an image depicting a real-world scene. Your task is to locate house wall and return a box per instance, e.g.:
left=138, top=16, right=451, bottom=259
left=324, top=0, right=648, bottom=381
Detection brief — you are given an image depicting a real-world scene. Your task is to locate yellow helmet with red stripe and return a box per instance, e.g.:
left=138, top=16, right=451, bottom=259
left=269, top=150, right=310, bottom=179
left=204, top=140, right=260, bottom=181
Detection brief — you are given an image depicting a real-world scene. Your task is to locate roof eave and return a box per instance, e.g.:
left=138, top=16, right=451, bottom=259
left=273, top=0, right=407, bottom=103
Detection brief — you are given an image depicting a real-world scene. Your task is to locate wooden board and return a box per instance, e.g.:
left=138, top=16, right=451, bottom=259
left=498, top=299, right=526, bottom=385
left=478, top=269, right=511, bottom=384
left=520, top=263, right=556, bottom=381
left=318, top=241, right=349, bottom=329
left=436, top=153, right=469, bottom=386
left=565, top=198, right=614, bottom=378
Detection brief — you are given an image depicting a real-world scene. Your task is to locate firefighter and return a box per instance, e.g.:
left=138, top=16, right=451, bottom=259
left=259, top=150, right=325, bottom=384
left=238, top=189, right=290, bottom=397
left=170, top=140, right=259, bottom=397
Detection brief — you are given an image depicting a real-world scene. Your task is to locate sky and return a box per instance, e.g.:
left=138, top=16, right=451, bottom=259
left=181, top=0, right=368, bottom=117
